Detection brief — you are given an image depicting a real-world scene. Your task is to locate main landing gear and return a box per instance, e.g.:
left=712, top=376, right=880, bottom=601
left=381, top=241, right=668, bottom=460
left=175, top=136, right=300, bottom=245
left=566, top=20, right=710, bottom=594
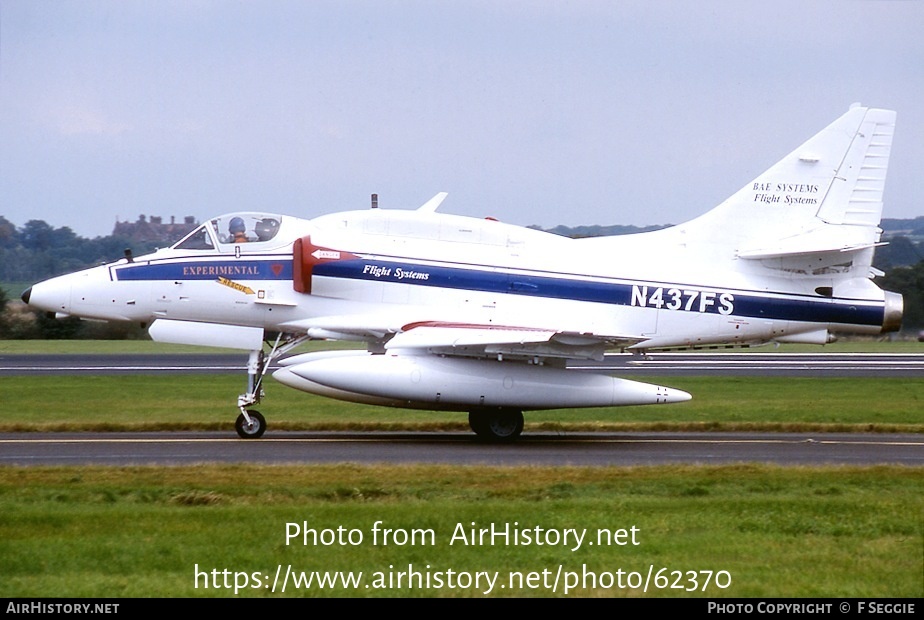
left=235, top=332, right=308, bottom=439
left=468, top=409, right=524, bottom=443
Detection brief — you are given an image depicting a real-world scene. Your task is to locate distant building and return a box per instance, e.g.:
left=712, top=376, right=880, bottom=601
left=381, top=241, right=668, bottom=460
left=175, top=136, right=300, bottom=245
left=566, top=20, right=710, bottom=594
left=112, top=215, right=199, bottom=245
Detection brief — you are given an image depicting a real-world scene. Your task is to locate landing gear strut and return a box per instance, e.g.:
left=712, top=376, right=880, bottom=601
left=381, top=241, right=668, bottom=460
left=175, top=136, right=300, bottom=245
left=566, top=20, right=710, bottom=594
left=468, top=409, right=524, bottom=443
left=235, top=332, right=307, bottom=439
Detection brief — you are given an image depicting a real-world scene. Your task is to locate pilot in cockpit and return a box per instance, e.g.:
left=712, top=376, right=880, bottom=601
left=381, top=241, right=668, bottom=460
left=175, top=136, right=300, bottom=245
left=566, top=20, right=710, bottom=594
left=229, top=217, right=248, bottom=243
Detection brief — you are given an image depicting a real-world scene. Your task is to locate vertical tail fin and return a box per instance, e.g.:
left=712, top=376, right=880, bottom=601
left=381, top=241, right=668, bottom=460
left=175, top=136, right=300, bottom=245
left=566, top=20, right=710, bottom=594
left=683, top=106, right=896, bottom=271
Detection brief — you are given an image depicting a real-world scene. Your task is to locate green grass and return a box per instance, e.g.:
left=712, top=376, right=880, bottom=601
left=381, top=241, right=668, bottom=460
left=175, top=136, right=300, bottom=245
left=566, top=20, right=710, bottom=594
left=0, top=464, right=920, bottom=598
left=2, top=340, right=921, bottom=598
left=3, top=374, right=922, bottom=433
left=2, top=339, right=922, bottom=433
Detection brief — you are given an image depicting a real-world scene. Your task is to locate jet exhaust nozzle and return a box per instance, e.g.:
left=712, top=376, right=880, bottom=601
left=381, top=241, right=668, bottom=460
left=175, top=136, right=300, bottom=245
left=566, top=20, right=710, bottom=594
left=881, top=291, right=903, bottom=334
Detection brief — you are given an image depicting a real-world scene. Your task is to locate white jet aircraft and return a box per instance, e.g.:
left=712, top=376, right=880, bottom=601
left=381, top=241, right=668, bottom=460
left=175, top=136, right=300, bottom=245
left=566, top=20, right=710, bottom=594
left=22, top=105, right=903, bottom=441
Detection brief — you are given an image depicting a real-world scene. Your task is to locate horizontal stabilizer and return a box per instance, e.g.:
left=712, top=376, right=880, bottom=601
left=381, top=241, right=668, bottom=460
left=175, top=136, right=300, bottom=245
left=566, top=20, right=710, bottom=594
left=738, top=242, right=883, bottom=260
left=738, top=226, right=886, bottom=260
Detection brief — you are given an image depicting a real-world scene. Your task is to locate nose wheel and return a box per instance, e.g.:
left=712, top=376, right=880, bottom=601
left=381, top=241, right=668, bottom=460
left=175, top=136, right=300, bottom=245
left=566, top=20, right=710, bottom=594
left=235, top=410, right=266, bottom=439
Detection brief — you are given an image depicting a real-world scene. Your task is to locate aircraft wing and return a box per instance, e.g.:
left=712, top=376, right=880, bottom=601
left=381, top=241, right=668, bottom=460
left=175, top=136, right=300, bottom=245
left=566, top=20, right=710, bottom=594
left=387, top=323, right=556, bottom=348
left=384, top=321, right=639, bottom=362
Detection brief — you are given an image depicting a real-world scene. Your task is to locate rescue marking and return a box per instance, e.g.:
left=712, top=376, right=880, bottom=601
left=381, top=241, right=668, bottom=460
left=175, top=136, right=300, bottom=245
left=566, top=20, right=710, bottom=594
left=218, top=277, right=255, bottom=295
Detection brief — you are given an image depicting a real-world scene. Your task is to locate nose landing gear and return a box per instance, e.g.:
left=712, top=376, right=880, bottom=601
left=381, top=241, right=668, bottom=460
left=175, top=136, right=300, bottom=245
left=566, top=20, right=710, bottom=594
left=234, top=332, right=308, bottom=439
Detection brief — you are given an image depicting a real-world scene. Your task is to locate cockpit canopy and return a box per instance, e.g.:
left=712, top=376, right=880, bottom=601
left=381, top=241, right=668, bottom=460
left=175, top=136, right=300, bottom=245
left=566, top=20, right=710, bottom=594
left=173, top=213, right=283, bottom=250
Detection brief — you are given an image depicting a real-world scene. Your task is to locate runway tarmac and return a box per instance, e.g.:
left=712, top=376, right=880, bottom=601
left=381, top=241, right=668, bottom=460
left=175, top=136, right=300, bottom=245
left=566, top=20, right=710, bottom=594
left=2, top=431, right=922, bottom=467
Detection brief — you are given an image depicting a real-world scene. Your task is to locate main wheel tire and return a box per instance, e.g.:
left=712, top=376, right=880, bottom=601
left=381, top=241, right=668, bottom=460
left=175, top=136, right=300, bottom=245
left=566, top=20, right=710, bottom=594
left=469, top=409, right=524, bottom=443
left=468, top=411, right=488, bottom=436
left=235, top=410, right=266, bottom=439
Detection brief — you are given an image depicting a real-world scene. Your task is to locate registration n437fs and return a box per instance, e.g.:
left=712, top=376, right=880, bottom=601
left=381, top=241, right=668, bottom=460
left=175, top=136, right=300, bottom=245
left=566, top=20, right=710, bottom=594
left=23, top=105, right=903, bottom=441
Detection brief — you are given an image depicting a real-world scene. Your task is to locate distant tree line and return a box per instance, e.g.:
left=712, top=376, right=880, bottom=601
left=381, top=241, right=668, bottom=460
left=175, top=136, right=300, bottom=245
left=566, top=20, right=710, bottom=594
left=0, top=216, right=166, bottom=283
left=0, top=216, right=169, bottom=339
left=1, top=215, right=922, bottom=337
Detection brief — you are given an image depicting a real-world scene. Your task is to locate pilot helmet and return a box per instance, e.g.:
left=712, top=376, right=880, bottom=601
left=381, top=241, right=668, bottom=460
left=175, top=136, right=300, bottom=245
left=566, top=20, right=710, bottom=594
left=255, top=218, right=279, bottom=241
left=229, top=217, right=246, bottom=234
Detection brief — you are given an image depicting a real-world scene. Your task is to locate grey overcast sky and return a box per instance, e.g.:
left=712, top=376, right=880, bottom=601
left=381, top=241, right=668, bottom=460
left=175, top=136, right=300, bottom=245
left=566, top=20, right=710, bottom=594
left=2, top=0, right=922, bottom=238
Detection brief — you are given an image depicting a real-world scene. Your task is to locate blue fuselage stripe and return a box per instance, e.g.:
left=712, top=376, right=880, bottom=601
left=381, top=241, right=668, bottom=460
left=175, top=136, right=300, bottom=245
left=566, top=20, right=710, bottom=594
left=109, top=256, right=885, bottom=328
left=313, top=258, right=885, bottom=327
left=113, top=259, right=293, bottom=281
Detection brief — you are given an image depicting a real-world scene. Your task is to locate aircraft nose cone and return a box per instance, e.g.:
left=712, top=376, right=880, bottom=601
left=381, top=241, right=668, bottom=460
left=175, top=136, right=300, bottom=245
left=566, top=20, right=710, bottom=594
left=21, top=287, right=32, bottom=305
